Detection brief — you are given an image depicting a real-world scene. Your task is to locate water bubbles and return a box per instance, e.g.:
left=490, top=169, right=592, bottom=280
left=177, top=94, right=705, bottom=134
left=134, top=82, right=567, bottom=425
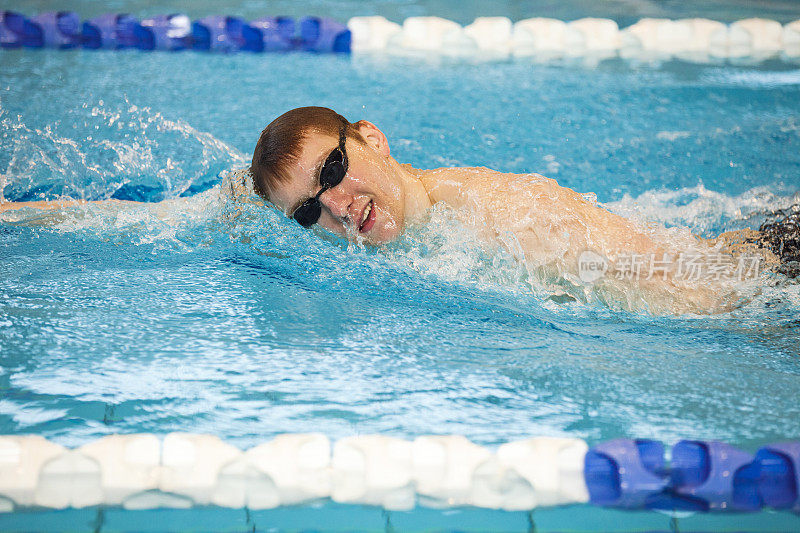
left=543, top=154, right=561, bottom=174
left=0, top=95, right=245, bottom=203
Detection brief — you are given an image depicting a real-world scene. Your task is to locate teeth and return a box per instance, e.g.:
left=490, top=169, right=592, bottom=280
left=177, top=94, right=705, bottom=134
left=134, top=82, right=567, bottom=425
left=361, top=202, right=372, bottom=226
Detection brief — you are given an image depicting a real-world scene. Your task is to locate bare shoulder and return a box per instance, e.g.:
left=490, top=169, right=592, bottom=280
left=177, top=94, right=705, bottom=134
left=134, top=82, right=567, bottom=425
left=419, top=166, right=560, bottom=209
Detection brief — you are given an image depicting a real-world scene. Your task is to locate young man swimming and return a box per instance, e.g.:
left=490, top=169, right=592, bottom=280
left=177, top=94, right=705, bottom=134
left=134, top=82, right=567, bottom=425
left=250, top=106, right=798, bottom=314
left=2, top=106, right=797, bottom=314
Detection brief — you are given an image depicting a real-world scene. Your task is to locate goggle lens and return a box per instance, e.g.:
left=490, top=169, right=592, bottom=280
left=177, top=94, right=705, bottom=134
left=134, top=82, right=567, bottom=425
left=291, top=123, right=349, bottom=228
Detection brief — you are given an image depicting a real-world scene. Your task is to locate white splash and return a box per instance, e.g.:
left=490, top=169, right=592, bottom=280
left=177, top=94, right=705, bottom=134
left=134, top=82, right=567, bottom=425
left=1, top=97, right=246, bottom=203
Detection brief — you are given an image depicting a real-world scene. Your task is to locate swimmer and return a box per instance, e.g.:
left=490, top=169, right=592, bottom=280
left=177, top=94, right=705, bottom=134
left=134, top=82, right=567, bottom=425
left=248, top=107, right=800, bottom=313
left=2, top=106, right=798, bottom=314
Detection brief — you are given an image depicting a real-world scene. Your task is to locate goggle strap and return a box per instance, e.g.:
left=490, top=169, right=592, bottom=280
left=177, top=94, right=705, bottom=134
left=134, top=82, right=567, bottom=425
left=339, top=123, right=348, bottom=169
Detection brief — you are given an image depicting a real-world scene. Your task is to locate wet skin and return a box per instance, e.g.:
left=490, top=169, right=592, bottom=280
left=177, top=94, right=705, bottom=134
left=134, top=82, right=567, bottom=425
left=0, top=121, right=771, bottom=313
left=265, top=122, right=763, bottom=313
left=266, top=121, right=433, bottom=245
left=267, top=121, right=663, bottom=260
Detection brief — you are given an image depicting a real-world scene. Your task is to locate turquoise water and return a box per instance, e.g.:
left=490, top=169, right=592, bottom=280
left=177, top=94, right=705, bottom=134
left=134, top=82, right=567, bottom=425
left=2, top=6, right=800, bottom=531
left=1, top=503, right=799, bottom=532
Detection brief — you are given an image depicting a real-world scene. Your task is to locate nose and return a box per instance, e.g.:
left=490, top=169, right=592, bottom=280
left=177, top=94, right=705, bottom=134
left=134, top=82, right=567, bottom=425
left=317, top=186, right=351, bottom=222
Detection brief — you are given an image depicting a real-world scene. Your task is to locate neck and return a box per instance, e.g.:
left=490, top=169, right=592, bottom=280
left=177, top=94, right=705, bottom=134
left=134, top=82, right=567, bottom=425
left=391, top=159, right=433, bottom=221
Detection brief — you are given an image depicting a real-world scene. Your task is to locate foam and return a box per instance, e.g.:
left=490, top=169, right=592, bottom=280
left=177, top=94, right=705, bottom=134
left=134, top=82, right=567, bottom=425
left=345, top=15, right=800, bottom=64
left=413, top=435, right=492, bottom=507
left=0, top=99, right=246, bottom=205
left=784, top=20, right=800, bottom=57
left=10, top=433, right=795, bottom=512
left=512, top=18, right=568, bottom=58
left=496, top=437, right=589, bottom=507
left=347, top=16, right=401, bottom=52
left=332, top=435, right=414, bottom=509
left=620, top=18, right=728, bottom=62
left=215, top=433, right=330, bottom=508
left=387, top=16, right=477, bottom=57
left=4, top=173, right=796, bottom=315
left=565, top=18, right=621, bottom=55
left=464, top=17, right=513, bottom=58
left=731, top=18, right=783, bottom=53
left=604, top=184, right=800, bottom=236
left=79, top=434, right=160, bottom=506
left=6, top=12, right=800, bottom=64
left=0, top=436, right=66, bottom=509
left=0, top=433, right=589, bottom=511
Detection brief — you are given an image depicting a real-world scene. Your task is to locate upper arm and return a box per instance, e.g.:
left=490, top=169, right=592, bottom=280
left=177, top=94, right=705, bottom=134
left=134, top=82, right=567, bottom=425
left=452, top=170, right=662, bottom=262
left=1, top=199, right=90, bottom=214
left=456, top=171, right=586, bottom=231
left=0, top=199, right=141, bottom=220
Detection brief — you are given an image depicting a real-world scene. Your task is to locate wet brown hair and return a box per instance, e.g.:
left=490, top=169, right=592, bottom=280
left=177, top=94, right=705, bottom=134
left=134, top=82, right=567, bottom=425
left=250, top=106, right=362, bottom=202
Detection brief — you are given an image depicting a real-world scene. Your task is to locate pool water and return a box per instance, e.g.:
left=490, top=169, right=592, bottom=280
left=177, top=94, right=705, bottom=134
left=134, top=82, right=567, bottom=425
left=2, top=4, right=800, bottom=531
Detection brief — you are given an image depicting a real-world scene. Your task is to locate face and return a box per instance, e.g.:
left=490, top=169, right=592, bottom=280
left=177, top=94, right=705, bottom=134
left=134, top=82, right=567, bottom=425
left=268, top=126, right=408, bottom=245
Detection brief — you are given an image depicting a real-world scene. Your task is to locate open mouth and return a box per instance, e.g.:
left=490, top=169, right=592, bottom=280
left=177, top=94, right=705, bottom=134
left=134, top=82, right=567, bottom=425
left=358, top=199, right=376, bottom=234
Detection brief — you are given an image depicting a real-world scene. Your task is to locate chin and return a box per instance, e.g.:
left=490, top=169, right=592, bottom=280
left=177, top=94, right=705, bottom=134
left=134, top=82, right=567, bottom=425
left=365, top=232, right=393, bottom=246
left=370, top=219, right=404, bottom=245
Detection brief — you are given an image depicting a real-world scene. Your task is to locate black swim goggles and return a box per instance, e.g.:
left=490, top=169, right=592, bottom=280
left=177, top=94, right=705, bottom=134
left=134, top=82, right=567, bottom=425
left=291, top=124, right=349, bottom=228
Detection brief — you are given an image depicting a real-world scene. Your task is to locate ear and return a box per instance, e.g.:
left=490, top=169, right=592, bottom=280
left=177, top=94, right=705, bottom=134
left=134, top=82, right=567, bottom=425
left=354, top=120, right=390, bottom=158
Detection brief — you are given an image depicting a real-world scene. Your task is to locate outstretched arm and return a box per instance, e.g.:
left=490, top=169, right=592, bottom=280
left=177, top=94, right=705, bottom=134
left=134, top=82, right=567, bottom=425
left=0, top=198, right=137, bottom=214
left=1, top=187, right=224, bottom=229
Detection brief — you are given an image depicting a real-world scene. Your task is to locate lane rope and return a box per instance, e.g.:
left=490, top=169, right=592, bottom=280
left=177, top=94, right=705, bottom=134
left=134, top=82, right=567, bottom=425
left=2, top=13, right=800, bottom=62
left=0, top=434, right=797, bottom=512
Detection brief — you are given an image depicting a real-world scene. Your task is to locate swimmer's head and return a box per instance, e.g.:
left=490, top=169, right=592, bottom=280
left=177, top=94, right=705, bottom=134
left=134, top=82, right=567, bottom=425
left=251, top=106, right=426, bottom=244
left=251, top=107, right=357, bottom=199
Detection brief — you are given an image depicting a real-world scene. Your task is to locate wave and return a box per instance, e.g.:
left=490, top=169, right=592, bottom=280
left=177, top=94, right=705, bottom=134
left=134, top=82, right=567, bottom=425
left=6, top=169, right=800, bottom=312
left=0, top=96, right=246, bottom=203
left=604, top=182, right=800, bottom=236
left=3, top=100, right=799, bottom=316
